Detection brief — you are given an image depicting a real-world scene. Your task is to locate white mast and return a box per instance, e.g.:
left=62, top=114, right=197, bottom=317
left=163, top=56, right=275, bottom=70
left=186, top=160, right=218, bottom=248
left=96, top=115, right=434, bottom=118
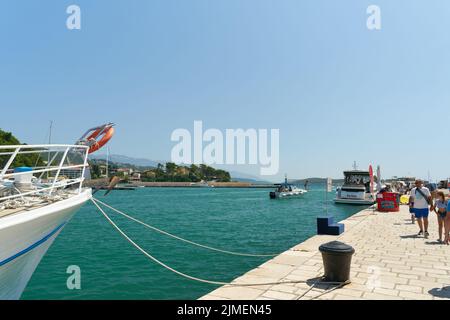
left=47, top=120, right=53, bottom=179
left=48, top=121, right=53, bottom=145
left=106, top=146, right=109, bottom=180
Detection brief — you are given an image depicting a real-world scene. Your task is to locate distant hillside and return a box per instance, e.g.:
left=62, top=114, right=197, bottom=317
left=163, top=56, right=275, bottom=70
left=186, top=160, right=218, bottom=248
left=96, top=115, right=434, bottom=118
left=89, top=154, right=160, bottom=168
left=89, top=158, right=154, bottom=171
left=229, top=171, right=272, bottom=184
left=232, top=177, right=274, bottom=185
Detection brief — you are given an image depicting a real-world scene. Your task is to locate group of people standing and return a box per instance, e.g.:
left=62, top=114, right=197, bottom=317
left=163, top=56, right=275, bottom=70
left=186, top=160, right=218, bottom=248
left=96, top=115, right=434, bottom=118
left=409, top=179, right=450, bottom=244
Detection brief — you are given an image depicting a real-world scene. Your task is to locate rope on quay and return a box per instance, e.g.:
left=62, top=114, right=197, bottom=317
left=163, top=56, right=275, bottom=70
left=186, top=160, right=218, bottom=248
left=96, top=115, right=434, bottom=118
left=296, top=279, right=351, bottom=300
left=308, top=281, right=350, bottom=300
left=92, top=197, right=278, bottom=257
left=91, top=198, right=349, bottom=290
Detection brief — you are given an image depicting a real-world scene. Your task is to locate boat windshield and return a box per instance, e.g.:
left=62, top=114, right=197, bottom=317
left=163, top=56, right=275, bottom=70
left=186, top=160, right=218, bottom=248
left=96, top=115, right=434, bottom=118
left=344, top=174, right=371, bottom=192
left=277, top=184, right=292, bottom=192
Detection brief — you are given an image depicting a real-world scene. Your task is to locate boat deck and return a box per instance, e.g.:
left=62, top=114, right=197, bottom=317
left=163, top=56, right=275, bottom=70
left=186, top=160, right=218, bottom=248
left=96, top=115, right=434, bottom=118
left=0, top=203, right=48, bottom=220
left=0, top=189, right=85, bottom=220
left=200, top=203, right=450, bottom=300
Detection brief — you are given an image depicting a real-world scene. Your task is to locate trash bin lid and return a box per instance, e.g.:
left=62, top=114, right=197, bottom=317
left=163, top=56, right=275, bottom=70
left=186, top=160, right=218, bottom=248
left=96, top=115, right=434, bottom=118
left=319, top=241, right=355, bottom=254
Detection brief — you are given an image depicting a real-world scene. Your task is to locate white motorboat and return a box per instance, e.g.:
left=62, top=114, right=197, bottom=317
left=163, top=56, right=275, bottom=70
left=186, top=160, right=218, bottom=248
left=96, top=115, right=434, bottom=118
left=334, top=168, right=376, bottom=205
left=270, top=177, right=307, bottom=199
left=0, top=124, right=114, bottom=300
left=190, top=181, right=210, bottom=188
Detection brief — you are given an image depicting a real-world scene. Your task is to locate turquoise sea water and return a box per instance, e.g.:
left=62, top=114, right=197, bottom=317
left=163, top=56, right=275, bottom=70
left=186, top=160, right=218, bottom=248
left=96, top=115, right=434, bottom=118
left=21, top=186, right=364, bottom=300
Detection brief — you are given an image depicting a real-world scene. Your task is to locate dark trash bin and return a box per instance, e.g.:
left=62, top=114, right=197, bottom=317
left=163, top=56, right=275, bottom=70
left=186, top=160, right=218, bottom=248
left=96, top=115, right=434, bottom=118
left=319, top=241, right=355, bottom=283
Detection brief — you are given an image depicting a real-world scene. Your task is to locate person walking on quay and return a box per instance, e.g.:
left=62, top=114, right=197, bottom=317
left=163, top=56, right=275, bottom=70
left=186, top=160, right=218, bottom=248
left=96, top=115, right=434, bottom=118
left=433, top=191, right=449, bottom=244
left=409, top=179, right=432, bottom=238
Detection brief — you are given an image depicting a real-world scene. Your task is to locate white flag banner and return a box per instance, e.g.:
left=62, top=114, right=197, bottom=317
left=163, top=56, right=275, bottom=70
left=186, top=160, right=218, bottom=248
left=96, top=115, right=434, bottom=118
left=376, top=166, right=382, bottom=192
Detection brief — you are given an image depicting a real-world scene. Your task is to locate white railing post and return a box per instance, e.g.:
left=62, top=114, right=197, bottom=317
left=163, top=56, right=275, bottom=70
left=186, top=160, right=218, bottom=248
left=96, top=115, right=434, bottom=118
left=49, top=147, right=70, bottom=195
left=38, top=150, right=59, bottom=180
left=78, top=147, right=89, bottom=193
left=0, top=146, right=20, bottom=179
left=0, top=144, right=90, bottom=203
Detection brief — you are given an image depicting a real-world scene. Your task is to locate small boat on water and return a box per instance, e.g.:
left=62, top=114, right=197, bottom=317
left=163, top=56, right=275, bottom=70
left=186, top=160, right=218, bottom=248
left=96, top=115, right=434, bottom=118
left=334, top=165, right=376, bottom=205
left=190, top=181, right=210, bottom=188
left=270, top=176, right=307, bottom=199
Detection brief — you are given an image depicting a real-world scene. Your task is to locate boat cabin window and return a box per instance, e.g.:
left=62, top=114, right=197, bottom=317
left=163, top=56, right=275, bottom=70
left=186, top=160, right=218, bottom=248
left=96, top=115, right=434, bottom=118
left=345, top=174, right=371, bottom=192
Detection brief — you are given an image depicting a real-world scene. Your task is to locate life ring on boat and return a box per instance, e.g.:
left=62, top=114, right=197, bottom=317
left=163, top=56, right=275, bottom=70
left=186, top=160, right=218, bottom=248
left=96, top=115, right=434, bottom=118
left=86, top=126, right=115, bottom=154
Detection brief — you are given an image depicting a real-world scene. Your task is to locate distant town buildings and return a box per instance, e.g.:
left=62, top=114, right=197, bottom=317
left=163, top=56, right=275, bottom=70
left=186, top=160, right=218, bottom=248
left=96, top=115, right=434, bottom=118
left=88, top=160, right=230, bottom=183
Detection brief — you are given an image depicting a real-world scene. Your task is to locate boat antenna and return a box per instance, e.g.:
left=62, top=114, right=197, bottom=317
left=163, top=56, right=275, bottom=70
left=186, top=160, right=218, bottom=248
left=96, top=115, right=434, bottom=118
left=48, top=120, right=53, bottom=145
left=47, top=120, right=53, bottom=179
left=352, top=161, right=358, bottom=170
left=324, top=177, right=332, bottom=217
left=106, top=146, right=110, bottom=180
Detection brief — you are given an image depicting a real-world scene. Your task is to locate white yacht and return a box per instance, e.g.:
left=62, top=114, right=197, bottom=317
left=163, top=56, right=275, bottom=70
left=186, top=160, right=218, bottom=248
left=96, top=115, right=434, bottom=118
left=0, top=124, right=113, bottom=300
left=270, top=177, right=307, bottom=199
left=334, top=169, right=376, bottom=205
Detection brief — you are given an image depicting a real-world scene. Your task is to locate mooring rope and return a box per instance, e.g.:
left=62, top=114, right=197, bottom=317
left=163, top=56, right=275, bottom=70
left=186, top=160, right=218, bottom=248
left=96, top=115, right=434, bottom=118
left=92, top=197, right=278, bottom=257
left=91, top=198, right=348, bottom=290
left=296, top=279, right=351, bottom=300
left=296, top=281, right=317, bottom=300
left=308, top=281, right=350, bottom=300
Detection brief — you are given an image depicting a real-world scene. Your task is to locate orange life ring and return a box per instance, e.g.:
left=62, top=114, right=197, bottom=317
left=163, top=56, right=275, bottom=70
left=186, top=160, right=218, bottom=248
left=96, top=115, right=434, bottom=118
left=88, top=126, right=115, bottom=154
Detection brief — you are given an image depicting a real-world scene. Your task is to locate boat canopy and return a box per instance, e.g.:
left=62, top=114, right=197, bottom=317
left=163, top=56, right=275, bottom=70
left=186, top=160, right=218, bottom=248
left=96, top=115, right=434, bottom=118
left=343, top=170, right=370, bottom=176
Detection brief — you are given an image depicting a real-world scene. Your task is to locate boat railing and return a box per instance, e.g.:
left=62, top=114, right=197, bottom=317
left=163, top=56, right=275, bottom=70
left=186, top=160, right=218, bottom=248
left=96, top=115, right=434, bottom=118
left=0, top=144, right=90, bottom=203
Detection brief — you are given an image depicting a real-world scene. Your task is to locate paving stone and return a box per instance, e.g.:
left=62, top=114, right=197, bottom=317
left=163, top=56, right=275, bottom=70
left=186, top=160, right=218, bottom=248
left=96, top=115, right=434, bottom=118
left=373, top=288, right=400, bottom=297
left=333, top=294, right=364, bottom=300
left=363, top=292, right=403, bottom=300
left=261, top=290, right=297, bottom=300
left=332, top=288, right=364, bottom=298
left=268, top=284, right=299, bottom=294
left=398, top=291, right=433, bottom=300
left=207, top=287, right=265, bottom=300
left=395, top=284, right=423, bottom=293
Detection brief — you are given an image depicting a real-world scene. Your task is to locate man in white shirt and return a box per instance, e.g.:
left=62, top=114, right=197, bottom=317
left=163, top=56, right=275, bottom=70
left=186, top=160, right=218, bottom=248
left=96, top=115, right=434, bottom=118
left=409, top=179, right=432, bottom=238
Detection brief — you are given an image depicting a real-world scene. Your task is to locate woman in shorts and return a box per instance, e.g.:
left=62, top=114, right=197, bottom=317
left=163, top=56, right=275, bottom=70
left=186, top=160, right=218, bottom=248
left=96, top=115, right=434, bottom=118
left=433, top=192, right=449, bottom=244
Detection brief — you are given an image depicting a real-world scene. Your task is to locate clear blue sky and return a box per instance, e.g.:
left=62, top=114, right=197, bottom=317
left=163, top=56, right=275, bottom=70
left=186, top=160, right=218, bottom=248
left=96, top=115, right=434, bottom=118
left=1, top=1, right=449, bottom=182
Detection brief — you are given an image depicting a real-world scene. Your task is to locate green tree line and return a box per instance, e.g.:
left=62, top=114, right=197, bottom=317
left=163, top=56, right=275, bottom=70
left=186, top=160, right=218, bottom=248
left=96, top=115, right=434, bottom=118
left=143, top=163, right=231, bottom=182
left=0, top=129, right=44, bottom=168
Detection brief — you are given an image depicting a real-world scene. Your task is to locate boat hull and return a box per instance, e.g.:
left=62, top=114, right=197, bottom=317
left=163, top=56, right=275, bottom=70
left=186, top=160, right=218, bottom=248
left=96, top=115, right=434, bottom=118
left=0, top=189, right=91, bottom=300
left=270, top=190, right=307, bottom=199
left=334, top=198, right=375, bottom=205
